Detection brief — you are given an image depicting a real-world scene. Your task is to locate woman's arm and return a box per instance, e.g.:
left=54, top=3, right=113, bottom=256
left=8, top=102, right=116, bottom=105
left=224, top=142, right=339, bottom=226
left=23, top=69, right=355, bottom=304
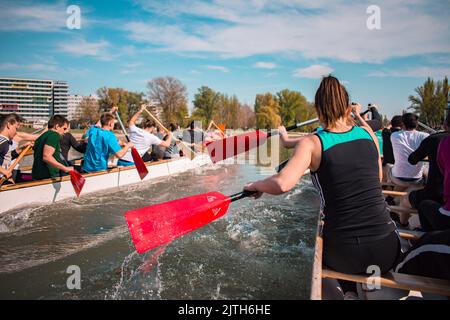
left=278, top=126, right=307, bottom=149
left=244, top=136, right=315, bottom=198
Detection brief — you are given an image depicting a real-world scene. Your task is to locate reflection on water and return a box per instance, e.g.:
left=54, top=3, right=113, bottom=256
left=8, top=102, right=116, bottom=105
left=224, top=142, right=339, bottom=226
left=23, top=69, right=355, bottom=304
left=0, top=152, right=320, bottom=300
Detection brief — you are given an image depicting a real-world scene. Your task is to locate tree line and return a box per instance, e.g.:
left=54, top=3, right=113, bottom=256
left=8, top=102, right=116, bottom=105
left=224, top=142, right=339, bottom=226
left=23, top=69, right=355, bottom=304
left=408, top=76, right=449, bottom=129
left=76, top=76, right=317, bottom=130
left=76, top=75, right=449, bottom=130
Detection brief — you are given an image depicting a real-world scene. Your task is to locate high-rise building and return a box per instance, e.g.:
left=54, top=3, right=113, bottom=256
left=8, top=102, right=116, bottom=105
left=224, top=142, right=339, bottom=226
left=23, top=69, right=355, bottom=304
left=67, top=94, right=98, bottom=121
left=53, top=81, right=68, bottom=117
left=67, top=94, right=84, bottom=121
left=0, top=77, right=68, bottom=121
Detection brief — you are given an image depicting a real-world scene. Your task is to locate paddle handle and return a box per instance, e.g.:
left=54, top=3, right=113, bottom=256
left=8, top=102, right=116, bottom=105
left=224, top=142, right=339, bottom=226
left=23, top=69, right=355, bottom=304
left=267, top=118, right=320, bottom=138
left=115, top=111, right=131, bottom=142
left=276, top=109, right=372, bottom=136
left=418, top=122, right=437, bottom=134
left=143, top=108, right=169, bottom=134
left=211, top=120, right=225, bottom=135
left=0, top=144, right=33, bottom=186
left=144, top=106, right=197, bottom=159
left=229, top=190, right=258, bottom=202
left=144, top=107, right=186, bottom=145
left=285, top=118, right=320, bottom=132
left=360, top=108, right=371, bottom=117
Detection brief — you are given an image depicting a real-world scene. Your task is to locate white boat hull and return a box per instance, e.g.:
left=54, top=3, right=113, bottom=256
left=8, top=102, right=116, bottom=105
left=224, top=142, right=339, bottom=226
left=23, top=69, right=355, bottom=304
left=1, top=155, right=213, bottom=215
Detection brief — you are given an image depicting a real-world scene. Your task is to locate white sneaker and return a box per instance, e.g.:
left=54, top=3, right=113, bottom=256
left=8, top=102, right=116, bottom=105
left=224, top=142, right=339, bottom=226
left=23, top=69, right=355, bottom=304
left=344, top=291, right=359, bottom=300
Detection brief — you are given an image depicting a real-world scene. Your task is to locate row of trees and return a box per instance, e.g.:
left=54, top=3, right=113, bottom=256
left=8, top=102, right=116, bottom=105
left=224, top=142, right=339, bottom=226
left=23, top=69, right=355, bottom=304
left=191, top=86, right=315, bottom=130
left=191, top=86, right=255, bottom=129
left=77, top=75, right=449, bottom=131
left=77, top=77, right=189, bottom=126
left=408, top=76, right=449, bottom=128
left=76, top=76, right=316, bottom=130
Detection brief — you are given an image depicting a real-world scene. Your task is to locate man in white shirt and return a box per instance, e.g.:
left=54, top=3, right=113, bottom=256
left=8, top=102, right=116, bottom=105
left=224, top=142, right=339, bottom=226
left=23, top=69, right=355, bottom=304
left=390, top=113, right=429, bottom=226
left=391, top=113, right=429, bottom=183
left=117, top=105, right=172, bottom=166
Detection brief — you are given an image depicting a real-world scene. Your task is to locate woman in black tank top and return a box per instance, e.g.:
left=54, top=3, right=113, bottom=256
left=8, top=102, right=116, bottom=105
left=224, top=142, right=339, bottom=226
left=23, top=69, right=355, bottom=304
left=244, top=76, right=400, bottom=295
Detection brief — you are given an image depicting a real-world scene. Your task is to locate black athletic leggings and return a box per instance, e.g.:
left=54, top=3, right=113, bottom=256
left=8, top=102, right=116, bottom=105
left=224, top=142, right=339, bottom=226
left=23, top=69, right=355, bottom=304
left=419, top=200, right=450, bottom=231
left=323, top=231, right=401, bottom=293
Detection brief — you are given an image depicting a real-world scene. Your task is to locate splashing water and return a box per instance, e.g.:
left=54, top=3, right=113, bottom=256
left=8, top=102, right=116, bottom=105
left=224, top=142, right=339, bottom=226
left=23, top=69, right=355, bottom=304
left=0, top=162, right=319, bottom=299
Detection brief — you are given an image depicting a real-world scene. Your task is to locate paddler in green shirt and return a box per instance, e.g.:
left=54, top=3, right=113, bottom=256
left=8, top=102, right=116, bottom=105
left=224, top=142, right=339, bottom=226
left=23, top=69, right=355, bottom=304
left=32, top=115, right=74, bottom=180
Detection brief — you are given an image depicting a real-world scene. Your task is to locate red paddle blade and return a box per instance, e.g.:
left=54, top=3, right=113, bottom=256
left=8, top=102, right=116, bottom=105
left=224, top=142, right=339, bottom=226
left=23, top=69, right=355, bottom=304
left=125, top=192, right=231, bottom=254
left=206, top=130, right=268, bottom=163
left=69, top=170, right=85, bottom=197
left=131, top=147, right=148, bottom=180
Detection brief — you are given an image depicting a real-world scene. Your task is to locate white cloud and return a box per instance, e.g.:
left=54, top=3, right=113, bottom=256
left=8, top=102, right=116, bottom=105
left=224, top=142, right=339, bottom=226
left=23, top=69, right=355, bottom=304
left=128, top=0, right=450, bottom=63
left=0, top=63, right=58, bottom=72
left=293, top=65, right=334, bottom=79
left=0, top=62, right=91, bottom=78
left=57, top=38, right=113, bottom=61
left=205, top=65, right=230, bottom=73
left=255, top=62, right=277, bottom=69
left=0, top=1, right=69, bottom=32
left=368, top=67, right=450, bottom=78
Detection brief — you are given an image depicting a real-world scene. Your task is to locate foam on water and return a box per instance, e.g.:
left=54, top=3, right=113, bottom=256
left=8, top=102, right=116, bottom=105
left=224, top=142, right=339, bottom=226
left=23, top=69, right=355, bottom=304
left=0, top=225, right=128, bottom=274
left=0, top=163, right=319, bottom=299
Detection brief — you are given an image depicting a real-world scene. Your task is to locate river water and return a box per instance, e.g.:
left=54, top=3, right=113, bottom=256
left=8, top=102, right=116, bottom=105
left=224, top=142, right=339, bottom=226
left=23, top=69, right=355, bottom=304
left=0, top=152, right=320, bottom=300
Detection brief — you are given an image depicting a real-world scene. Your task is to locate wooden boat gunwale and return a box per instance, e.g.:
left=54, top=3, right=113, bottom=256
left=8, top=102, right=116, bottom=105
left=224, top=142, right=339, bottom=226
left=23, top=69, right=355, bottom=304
left=0, top=154, right=213, bottom=215
left=0, top=157, right=176, bottom=192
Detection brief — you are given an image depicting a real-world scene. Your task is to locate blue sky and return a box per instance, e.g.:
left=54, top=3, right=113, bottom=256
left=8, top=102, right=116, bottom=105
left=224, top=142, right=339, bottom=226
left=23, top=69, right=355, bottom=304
left=1, top=0, right=449, bottom=118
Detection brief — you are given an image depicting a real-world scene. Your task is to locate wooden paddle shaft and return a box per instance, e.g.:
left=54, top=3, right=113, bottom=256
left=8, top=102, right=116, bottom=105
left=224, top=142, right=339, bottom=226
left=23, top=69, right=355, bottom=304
left=144, top=108, right=197, bottom=160
left=143, top=108, right=169, bottom=134
left=0, top=144, right=33, bottom=186
left=418, top=122, right=437, bottom=134
left=211, top=120, right=225, bottom=134
left=280, top=118, right=320, bottom=135
left=115, top=111, right=131, bottom=142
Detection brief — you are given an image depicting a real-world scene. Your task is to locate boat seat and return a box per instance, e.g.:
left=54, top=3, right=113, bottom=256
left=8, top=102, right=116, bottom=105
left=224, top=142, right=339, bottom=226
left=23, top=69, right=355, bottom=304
left=382, top=190, right=407, bottom=197
left=398, top=229, right=424, bottom=241
left=388, top=205, right=418, bottom=215
left=322, top=268, right=450, bottom=297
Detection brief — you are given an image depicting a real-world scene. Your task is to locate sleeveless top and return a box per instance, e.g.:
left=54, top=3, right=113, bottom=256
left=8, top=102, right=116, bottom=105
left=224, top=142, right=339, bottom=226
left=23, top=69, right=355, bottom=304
left=311, top=126, right=396, bottom=239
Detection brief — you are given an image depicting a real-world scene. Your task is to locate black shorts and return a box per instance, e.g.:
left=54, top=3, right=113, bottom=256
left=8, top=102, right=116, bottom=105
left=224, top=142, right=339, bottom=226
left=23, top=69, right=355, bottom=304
left=409, top=189, right=443, bottom=209
left=409, top=190, right=425, bottom=209
left=418, top=200, right=450, bottom=232
left=323, top=231, right=401, bottom=275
